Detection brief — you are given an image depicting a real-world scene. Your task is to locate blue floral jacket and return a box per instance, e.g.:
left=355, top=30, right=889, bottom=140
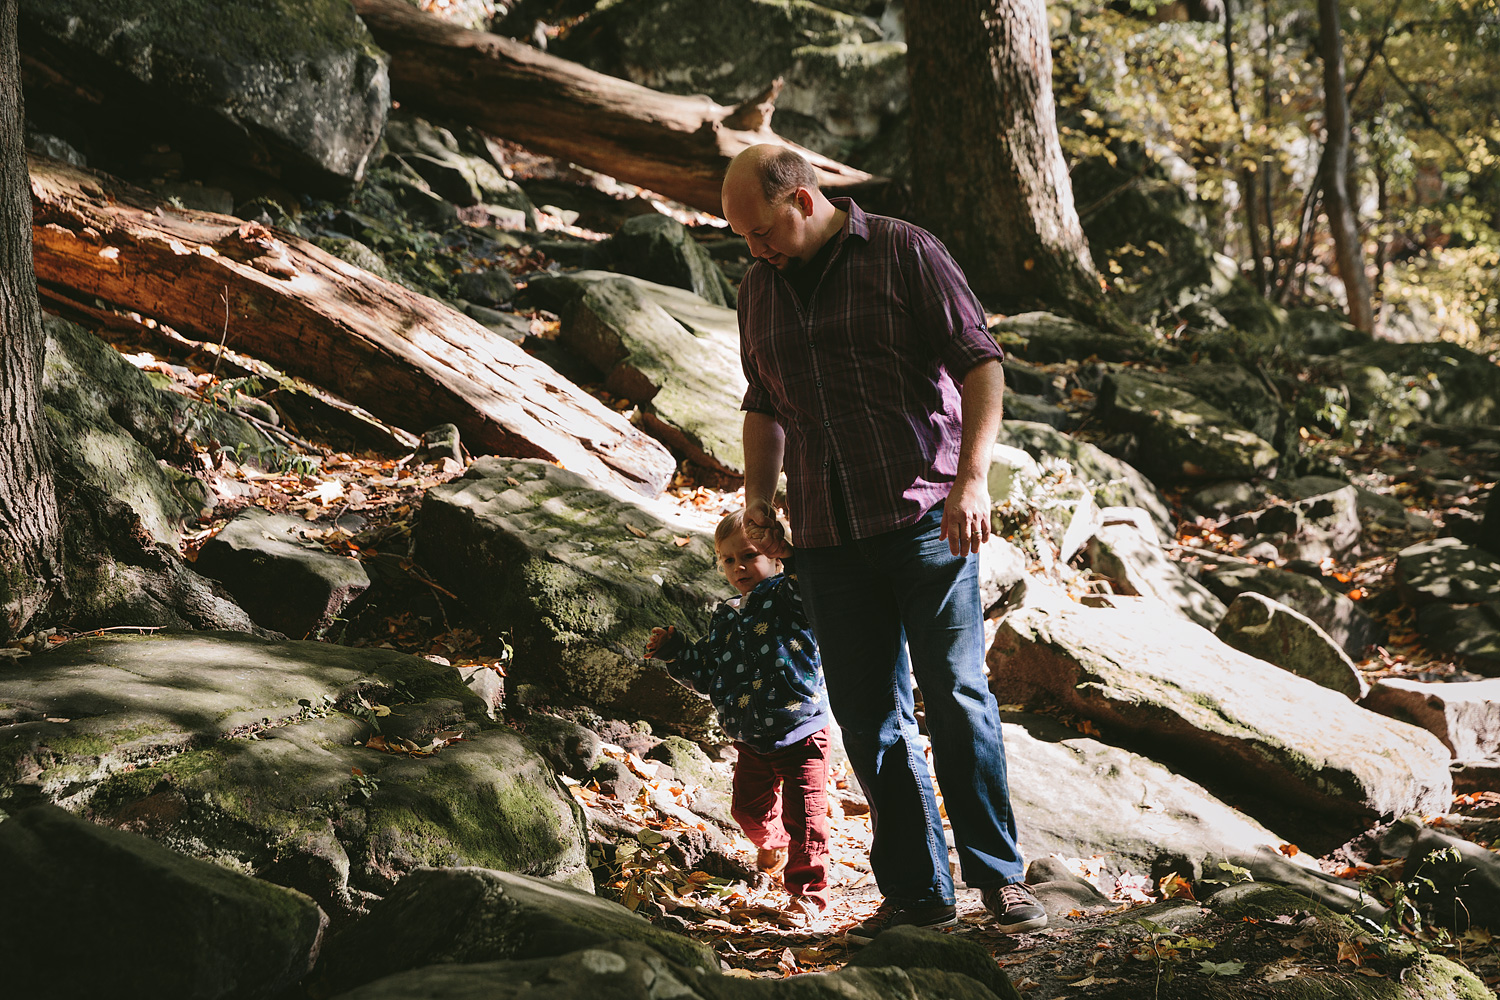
left=651, top=567, right=829, bottom=752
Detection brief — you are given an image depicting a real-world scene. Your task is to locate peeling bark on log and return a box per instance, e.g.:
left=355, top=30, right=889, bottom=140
left=28, top=154, right=676, bottom=497
left=350, top=0, right=876, bottom=216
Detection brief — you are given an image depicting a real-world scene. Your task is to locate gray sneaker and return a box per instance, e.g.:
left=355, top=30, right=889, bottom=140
left=982, top=882, right=1048, bottom=933
left=844, top=899, right=958, bottom=946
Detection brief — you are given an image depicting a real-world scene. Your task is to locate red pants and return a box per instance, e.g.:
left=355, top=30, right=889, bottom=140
left=732, top=728, right=831, bottom=906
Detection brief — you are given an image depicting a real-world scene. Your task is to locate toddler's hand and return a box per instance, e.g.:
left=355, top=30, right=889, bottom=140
left=644, top=626, right=675, bottom=659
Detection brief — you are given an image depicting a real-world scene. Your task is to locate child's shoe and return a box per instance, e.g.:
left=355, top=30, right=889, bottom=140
left=756, top=846, right=788, bottom=875
left=786, top=895, right=826, bottom=926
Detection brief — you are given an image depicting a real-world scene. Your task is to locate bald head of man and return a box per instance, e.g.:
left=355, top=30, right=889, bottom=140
left=722, top=145, right=845, bottom=272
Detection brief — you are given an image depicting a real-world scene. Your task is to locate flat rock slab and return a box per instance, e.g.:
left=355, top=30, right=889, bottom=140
left=1001, top=713, right=1294, bottom=880
left=988, top=604, right=1451, bottom=845
left=528, top=271, right=746, bottom=476
left=194, top=507, right=371, bottom=639
left=1364, top=677, right=1500, bottom=759
left=0, top=632, right=588, bottom=916
left=1199, top=561, right=1383, bottom=658
left=0, top=803, right=325, bottom=1000
left=1215, top=592, right=1366, bottom=700
left=1099, top=370, right=1278, bottom=482
left=315, top=866, right=716, bottom=994
left=415, top=458, right=725, bottom=736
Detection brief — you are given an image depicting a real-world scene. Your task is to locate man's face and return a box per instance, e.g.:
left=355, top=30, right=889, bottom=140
left=725, top=186, right=814, bottom=271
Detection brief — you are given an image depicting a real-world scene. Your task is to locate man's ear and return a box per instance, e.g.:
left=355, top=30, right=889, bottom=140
left=794, top=187, right=815, bottom=216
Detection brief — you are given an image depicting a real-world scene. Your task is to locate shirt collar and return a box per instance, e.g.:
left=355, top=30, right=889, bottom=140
left=828, top=197, right=870, bottom=244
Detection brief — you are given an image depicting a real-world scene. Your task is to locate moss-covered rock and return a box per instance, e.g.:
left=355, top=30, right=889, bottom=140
left=315, top=865, right=716, bottom=994
left=42, top=314, right=273, bottom=546
left=0, top=803, right=326, bottom=1000
left=528, top=273, right=747, bottom=476
left=20, top=0, right=388, bottom=186
left=606, top=214, right=735, bottom=308
left=995, top=419, right=1175, bottom=538
left=193, top=507, right=371, bottom=638
left=0, top=632, right=587, bottom=916
left=1098, top=370, right=1279, bottom=483
left=415, top=458, right=725, bottom=737
left=554, top=0, right=879, bottom=105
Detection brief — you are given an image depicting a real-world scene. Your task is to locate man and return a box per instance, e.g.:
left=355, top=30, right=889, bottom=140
left=721, top=144, right=1047, bottom=942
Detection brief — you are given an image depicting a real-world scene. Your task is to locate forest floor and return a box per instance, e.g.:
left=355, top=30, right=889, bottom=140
left=48, top=310, right=1500, bottom=993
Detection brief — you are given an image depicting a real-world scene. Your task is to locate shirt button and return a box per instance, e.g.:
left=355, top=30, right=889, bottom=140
left=816, top=380, right=823, bottom=387
left=823, top=420, right=831, bottom=427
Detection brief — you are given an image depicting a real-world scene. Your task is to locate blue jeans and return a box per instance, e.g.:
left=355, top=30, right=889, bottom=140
left=797, top=509, right=1024, bottom=906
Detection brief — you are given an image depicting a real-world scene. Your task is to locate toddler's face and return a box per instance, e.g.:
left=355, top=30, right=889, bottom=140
left=717, top=527, right=781, bottom=596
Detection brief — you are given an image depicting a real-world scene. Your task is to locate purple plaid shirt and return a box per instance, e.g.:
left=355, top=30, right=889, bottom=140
left=738, top=199, right=1004, bottom=548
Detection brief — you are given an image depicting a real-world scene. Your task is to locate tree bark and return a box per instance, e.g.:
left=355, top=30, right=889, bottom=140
left=1316, top=0, right=1374, bottom=332
left=0, top=0, right=60, bottom=640
left=905, top=0, right=1127, bottom=331
left=1223, top=0, right=1267, bottom=293
left=29, top=155, right=677, bottom=497
left=350, top=0, right=876, bottom=216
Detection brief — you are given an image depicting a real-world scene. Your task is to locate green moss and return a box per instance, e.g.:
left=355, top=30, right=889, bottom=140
left=41, top=0, right=379, bottom=62
left=370, top=758, right=582, bottom=874
left=43, top=722, right=172, bottom=760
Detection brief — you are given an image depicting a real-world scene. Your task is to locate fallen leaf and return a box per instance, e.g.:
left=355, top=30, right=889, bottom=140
left=1336, top=942, right=1365, bottom=966
left=626, top=523, right=649, bottom=538
left=673, top=536, right=691, bottom=546
left=1278, top=843, right=1301, bottom=857
left=1199, top=960, right=1245, bottom=977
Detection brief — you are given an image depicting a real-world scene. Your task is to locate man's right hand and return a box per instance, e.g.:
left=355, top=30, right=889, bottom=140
left=743, top=498, right=791, bottom=559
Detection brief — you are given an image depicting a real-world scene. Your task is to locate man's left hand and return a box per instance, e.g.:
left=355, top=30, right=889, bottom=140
left=940, top=475, right=992, bottom=557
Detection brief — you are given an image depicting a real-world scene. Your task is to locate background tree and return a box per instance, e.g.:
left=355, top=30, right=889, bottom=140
left=905, top=0, right=1127, bottom=331
left=0, top=0, right=61, bottom=640
left=1317, top=0, right=1375, bottom=332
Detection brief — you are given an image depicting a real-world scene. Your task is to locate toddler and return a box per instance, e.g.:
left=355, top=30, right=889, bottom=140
left=645, top=509, right=832, bottom=916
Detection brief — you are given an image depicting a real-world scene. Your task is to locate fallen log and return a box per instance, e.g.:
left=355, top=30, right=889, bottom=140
left=350, top=0, right=875, bottom=215
left=28, top=154, right=676, bottom=497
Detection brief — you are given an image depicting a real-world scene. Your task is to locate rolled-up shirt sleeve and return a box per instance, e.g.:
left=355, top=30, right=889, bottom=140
left=738, top=277, right=777, bottom=414
left=903, top=230, right=1005, bottom=378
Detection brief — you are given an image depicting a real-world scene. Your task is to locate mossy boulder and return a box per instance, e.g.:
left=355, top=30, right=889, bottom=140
left=606, top=214, right=735, bottom=308
left=414, top=458, right=724, bottom=738
left=0, top=632, right=587, bottom=917
left=991, top=311, right=1164, bottom=365
left=20, top=0, right=388, bottom=186
left=995, top=419, right=1174, bottom=538
left=1098, top=370, right=1278, bottom=483
left=526, top=273, right=747, bottom=476
left=193, top=507, right=371, bottom=639
left=1342, top=341, right=1500, bottom=428
left=554, top=0, right=879, bottom=106
left=314, top=866, right=716, bottom=994
left=42, top=314, right=274, bottom=546
left=0, top=803, right=326, bottom=1000
left=1199, top=562, right=1384, bottom=659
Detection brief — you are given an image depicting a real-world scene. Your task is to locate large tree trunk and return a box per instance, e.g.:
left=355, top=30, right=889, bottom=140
left=29, top=155, right=677, bottom=497
left=1316, top=0, right=1374, bottom=333
left=905, top=0, right=1126, bottom=331
left=350, top=0, right=875, bottom=216
left=0, top=0, right=60, bottom=640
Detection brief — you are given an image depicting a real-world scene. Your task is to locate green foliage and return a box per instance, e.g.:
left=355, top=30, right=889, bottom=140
left=1053, top=0, right=1500, bottom=352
